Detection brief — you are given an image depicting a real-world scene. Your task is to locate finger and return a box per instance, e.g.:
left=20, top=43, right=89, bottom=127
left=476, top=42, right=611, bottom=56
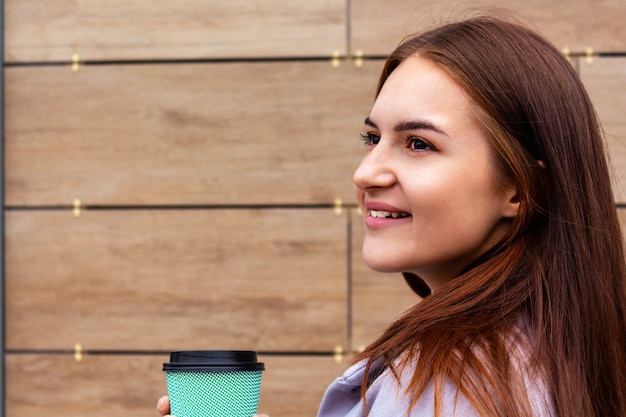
left=156, top=395, right=170, bottom=415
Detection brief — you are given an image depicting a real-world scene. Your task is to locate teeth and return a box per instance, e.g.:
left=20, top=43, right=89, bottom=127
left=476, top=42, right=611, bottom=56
left=371, top=210, right=390, bottom=218
left=370, top=210, right=409, bottom=218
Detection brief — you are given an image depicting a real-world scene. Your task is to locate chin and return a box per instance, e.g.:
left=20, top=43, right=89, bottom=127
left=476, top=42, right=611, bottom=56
left=362, top=256, right=404, bottom=274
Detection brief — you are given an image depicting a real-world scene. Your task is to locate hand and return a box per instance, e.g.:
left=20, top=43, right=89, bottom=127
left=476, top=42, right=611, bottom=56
left=156, top=396, right=170, bottom=416
left=157, top=395, right=268, bottom=417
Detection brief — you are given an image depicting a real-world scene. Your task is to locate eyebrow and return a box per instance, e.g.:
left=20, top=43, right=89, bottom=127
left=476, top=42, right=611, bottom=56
left=364, top=116, right=447, bottom=136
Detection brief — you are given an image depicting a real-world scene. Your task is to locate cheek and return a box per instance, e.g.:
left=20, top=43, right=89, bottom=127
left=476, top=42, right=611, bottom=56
left=410, top=167, right=502, bottom=224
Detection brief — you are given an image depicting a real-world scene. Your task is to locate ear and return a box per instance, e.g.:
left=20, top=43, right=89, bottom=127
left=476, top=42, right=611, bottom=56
left=502, top=184, right=520, bottom=218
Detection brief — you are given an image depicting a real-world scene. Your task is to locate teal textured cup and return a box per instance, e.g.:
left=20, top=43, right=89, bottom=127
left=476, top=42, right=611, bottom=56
left=163, top=350, right=264, bottom=417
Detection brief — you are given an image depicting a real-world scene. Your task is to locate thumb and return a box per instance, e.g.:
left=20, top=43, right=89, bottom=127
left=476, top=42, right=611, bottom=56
left=156, top=396, right=170, bottom=415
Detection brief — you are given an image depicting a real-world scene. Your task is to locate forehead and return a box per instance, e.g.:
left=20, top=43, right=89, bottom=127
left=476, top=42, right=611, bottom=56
left=370, top=56, right=480, bottom=128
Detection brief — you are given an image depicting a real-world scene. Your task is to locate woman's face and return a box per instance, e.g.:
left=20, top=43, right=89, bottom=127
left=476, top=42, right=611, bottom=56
left=353, top=55, right=519, bottom=291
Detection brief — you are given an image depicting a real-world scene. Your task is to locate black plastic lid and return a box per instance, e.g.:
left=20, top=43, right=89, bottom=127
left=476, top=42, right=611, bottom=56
left=163, top=350, right=265, bottom=372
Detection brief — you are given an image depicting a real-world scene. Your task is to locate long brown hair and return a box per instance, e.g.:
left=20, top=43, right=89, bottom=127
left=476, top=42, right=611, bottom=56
left=355, top=16, right=626, bottom=416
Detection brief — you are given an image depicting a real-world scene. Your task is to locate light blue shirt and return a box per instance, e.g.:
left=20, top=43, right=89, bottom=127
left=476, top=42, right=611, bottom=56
left=317, top=354, right=555, bottom=417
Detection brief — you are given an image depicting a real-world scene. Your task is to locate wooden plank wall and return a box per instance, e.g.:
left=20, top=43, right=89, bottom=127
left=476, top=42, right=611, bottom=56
left=3, top=1, right=625, bottom=416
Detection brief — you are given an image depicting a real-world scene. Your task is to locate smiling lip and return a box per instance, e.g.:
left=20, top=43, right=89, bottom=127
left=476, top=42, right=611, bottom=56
left=364, top=202, right=412, bottom=229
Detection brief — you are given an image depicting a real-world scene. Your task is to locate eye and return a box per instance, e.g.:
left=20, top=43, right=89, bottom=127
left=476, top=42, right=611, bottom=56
left=360, top=132, right=381, bottom=146
left=408, top=136, right=435, bottom=151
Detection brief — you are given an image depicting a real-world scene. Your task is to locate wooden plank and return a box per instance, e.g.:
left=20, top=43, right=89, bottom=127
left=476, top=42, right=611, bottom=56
left=257, top=355, right=345, bottom=416
left=351, top=0, right=626, bottom=55
left=5, top=61, right=384, bottom=206
left=5, top=353, right=345, bottom=417
left=5, top=209, right=348, bottom=351
left=6, top=354, right=165, bottom=417
left=5, top=0, right=347, bottom=62
left=579, top=57, right=626, bottom=204
left=350, top=210, right=421, bottom=351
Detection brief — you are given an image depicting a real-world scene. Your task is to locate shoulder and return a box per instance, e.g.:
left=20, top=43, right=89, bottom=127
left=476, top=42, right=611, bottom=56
left=317, top=358, right=483, bottom=417
left=378, top=342, right=555, bottom=417
left=318, top=322, right=555, bottom=417
left=369, top=365, right=483, bottom=417
left=505, top=325, right=556, bottom=416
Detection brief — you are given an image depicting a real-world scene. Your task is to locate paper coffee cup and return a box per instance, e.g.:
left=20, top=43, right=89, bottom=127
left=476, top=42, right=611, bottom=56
left=163, top=350, right=265, bottom=417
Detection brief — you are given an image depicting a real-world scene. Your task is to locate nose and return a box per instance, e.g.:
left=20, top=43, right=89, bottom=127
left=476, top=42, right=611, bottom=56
left=353, top=144, right=397, bottom=191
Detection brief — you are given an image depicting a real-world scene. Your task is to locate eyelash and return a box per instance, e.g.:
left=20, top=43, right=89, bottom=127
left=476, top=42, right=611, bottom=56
left=360, top=132, right=380, bottom=146
left=359, top=132, right=435, bottom=152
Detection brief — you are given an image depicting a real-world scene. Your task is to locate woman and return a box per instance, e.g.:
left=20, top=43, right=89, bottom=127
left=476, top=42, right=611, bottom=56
left=158, top=16, right=626, bottom=417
